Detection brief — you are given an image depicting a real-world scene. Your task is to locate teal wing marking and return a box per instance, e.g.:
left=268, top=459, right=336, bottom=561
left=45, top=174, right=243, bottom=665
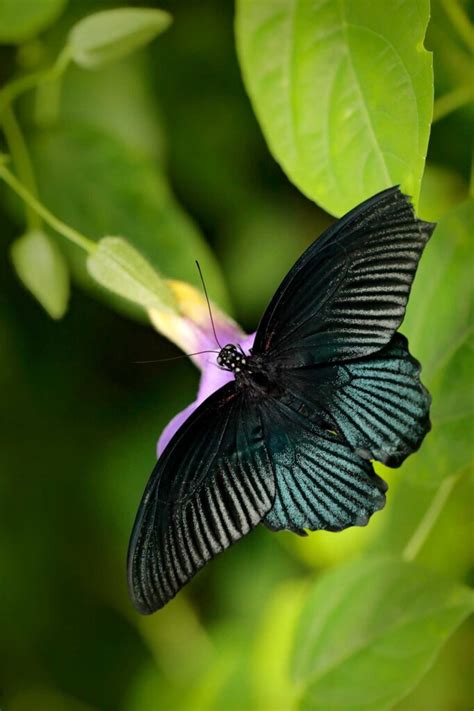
left=260, top=334, right=429, bottom=533
left=260, top=399, right=387, bottom=534
left=327, top=334, right=431, bottom=466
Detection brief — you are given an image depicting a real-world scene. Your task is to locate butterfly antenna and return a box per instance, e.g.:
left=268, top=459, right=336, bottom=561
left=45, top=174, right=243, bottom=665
left=195, top=260, right=223, bottom=349
left=134, top=349, right=219, bottom=365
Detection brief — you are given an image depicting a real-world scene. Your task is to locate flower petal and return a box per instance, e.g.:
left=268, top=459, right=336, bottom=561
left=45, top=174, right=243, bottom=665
left=157, top=332, right=256, bottom=456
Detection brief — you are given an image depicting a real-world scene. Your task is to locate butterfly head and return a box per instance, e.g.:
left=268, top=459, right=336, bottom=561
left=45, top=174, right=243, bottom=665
left=216, top=344, right=248, bottom=374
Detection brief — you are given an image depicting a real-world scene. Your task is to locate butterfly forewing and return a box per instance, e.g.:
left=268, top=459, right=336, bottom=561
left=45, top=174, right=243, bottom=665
left=253, top=187, right=435, bottom=366
left=127, top=383, right=275, bottom=614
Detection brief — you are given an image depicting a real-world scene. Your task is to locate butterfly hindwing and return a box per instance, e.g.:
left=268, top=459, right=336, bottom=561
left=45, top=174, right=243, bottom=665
left=253, top=187, right=435, bottom=366
left=279, top=334, right=431, bottom=468
left=258, top=396, right=387, bottom=534
left=326, top=334, right=431, bottom=466
left=127, top=383, right=275, bottom=614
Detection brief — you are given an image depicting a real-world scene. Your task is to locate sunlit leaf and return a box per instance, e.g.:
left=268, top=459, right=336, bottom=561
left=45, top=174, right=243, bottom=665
left=292, top=557, right=474, bottom=711
left=0, top=0, right=66, bottom=44
left=251, top=580, right=306, bottom=711
left=180, top=624, right=253, bottom=711
left=401, top=199, right=473, bottom=483
left=236, top=0, right=433, bottom=216
left=68, top=7, right=172, bottom=69
left=10, top=229, right=69, bottom=319
left=369, top=201, right=473, bottom=565
left=87, top=237, right=176, bottom=312
left=404, top=199, right=473, bottom=375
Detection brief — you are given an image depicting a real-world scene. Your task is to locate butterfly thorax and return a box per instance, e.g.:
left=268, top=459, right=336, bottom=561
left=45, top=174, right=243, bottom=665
left=217, top=344, right=281, bottom=395
left=216, top=344, right=249, bottom=373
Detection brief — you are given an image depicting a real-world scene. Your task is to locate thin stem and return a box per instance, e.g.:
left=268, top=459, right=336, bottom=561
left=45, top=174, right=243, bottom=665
left=433, top=84, right=474, bottom=123
left=0, top=45, right=71, bottom=117
left=1, top=105, right=40, bottom=230
left=0, top=162, right=96, bottom=254
left=470, top=156, right=474, bottom=199
left=441, top=0, right=474, bottom=53
left=402, top=471, right=464, bottom=562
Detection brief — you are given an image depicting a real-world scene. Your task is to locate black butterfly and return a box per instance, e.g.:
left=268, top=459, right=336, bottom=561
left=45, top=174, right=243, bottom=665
left=128, top=186, right=434, bottom=614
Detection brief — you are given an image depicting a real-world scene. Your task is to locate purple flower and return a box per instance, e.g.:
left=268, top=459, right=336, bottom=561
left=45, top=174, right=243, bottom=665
left=157, top=331, right=256, bottom=456
left=147, top=278, right=255, bottom=457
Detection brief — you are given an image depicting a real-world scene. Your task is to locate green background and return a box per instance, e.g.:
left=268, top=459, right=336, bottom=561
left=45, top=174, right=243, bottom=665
left=0, top=1, right=472, bottom=709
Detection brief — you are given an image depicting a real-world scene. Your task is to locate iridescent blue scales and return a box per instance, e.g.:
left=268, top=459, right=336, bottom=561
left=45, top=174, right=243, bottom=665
left=263, top=334, right=430, bottom=534
left=128, top=187, right=435, bottom=613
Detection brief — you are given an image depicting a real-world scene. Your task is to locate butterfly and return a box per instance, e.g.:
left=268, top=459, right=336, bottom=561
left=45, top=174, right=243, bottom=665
left=128, top=186, right=435, bottom=614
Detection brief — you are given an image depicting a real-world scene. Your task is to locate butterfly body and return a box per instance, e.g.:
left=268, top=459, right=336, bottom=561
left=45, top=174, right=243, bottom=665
left=128, top=187, right=435, bottom=614
left=217, top=343, right=283, bottom=397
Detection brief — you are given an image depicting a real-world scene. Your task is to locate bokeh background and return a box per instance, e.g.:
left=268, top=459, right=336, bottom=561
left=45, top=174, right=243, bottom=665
left=0, top=1, right=472, bottom=710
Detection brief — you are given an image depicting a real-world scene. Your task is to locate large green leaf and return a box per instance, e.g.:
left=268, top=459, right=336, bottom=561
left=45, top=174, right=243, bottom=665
left=401, top=199, right=473, bottom=483
left=0, top=0, right=67, bottom=44
left=292, top=557, right=473, bottom=711
left=236, top=0, right=433, bottom=216
left=363, top=200, right=474, bottom=576
left=403, top=199, right=473, bottom=375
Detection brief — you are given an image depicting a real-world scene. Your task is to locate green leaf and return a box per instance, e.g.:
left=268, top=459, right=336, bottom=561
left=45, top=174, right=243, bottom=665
left=427, top=0, right=474, bottom=96
left=368, top=201, right=474, bottom=566
left=87, top=237, right=176, bottom=312
left=0, top=0, right=66, bottom=44
left=292, top=557, right=474, bottom=711
left=68, top=7, right=172, bottom=69
left=251, top=580, right=307, bottom=711
left=403, top=199, right=473, bottom=378
left=10, top=229, right=69, bottom=319
left=236, top=0, right=433, bottom=216
left=29, top=123, right=229, bottom=319
left=401, top=199, right=474, bottom=483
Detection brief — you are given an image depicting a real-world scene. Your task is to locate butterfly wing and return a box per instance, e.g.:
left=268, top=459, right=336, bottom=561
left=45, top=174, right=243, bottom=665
left=259, top=392, right=387, bottom=535
left=127, top=382, right=275, bottom=614
left=261, top=334, right=430, bottom=533
left=320, top=333, right=431, bottom=467
left=253, top=187, right=435, bottom=366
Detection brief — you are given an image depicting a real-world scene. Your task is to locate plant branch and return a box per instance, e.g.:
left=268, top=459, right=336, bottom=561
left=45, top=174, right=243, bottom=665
left=402, top=470, right=465, bottom=562
left=1, top=105, right=40, bottom=230
left=0, top=46, right=71, bottom=117
left=0, top=161, right=96, bottom=254
left=441, top=0, right=474, bottom=53
left=433, top=84, right=474, bottom=123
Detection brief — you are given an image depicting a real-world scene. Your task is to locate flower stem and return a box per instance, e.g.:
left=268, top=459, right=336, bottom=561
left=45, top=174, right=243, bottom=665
left=402, top=470, right=464, bottom=562
left=0, top=161, right=96, bottom=254
left=441, top=0, right=474, bottom=53
left=433, top=84, right=474, bottom=123
left=1, top=105, right=40, bottom=230
left=0, top=46, right=71, bottom=117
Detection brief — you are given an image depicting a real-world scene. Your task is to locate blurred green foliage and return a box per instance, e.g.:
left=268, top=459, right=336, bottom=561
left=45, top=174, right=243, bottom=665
left=0, top=1, right=472, bottom=710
